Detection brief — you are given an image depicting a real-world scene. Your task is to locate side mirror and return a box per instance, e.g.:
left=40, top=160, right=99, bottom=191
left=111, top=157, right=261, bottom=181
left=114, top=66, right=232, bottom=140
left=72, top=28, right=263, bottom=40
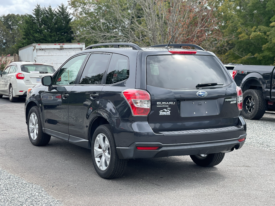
left=42, top=76, right=53, bottom=86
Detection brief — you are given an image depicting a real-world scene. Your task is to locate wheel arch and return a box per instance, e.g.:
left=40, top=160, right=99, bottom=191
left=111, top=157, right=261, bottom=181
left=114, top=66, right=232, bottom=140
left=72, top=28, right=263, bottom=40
left=241, top=75, right=264, bottom=93
left=25, top=101, right=38, bottom=123
left=88, top=115, right=110, bottom=147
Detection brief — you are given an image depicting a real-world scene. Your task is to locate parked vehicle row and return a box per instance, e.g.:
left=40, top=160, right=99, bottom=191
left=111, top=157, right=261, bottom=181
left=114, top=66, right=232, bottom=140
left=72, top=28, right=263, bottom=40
left=0, top=62, right=55, bottom=102
left=225, top=64, right=275, bottom=120
left=25, top=43, right=246, bottom=179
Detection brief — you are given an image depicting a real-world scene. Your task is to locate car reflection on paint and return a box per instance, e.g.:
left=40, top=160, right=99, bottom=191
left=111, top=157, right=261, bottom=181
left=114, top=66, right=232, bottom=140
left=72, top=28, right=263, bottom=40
left=41, top=93, right=62, bottom=109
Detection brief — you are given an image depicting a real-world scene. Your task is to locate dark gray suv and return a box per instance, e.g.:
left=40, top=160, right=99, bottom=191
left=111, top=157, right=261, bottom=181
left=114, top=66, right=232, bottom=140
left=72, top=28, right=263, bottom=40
left=25, top=43, right=246, bottom=179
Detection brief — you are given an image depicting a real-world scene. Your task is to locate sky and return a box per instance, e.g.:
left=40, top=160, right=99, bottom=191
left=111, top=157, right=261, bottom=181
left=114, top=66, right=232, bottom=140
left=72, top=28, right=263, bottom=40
left=0, top=0, right=69, bottom=15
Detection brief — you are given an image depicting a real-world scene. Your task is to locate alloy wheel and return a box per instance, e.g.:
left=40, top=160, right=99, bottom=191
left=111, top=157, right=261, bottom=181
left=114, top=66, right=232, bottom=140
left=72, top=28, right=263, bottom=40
left=245, top=96, right=255, bottom=113
left=94, top=133, right=111, bottom=171
left=29, top=113, right=39, bottom=140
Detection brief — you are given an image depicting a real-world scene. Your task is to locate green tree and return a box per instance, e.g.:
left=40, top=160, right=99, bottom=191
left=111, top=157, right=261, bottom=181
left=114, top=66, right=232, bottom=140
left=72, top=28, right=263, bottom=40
left=215, top=0, right=275, bottom=65
left=19, top=4, right=74, bottom=47
left=0, top=14, right=26, bottom=55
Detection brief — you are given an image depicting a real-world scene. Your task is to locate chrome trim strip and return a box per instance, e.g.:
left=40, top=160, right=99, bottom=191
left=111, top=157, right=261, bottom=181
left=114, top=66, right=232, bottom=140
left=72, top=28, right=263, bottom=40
left=160, top=126, right=240, bottom=135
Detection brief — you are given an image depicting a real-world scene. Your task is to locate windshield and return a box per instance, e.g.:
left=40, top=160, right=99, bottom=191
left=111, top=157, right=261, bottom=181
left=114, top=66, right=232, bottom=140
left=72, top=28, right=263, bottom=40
left=146, top=55, right=230, bottom=90
left=21, top=64, right=55, bottom=74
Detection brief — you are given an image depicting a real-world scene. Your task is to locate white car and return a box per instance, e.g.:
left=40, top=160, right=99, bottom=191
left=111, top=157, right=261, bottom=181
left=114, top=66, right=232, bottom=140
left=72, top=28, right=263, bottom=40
left=0, top=62, right=55, bottom=102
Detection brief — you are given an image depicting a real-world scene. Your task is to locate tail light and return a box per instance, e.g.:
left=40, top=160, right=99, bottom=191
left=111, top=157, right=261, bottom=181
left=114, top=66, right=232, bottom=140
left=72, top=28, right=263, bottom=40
left=122, top=89, right=151, bottom=116
left=231, top=70, right=237, bottom=79
left=237, top=86, right=243, bottom=111
left=16, top=73, right=25, bottom=80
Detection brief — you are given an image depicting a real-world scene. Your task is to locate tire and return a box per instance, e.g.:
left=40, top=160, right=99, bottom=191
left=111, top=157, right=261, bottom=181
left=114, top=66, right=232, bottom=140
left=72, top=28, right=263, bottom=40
left=190, top=153, right=225, bottom=167
left=241, top=89, right=266, bottom=120
left=91, top=124, right=127, bottom=179
left=0, top=94, right=2, bottom=98
left=27, top=106, right=51, bottom=146
left=9, top=85, right=17, bottom=102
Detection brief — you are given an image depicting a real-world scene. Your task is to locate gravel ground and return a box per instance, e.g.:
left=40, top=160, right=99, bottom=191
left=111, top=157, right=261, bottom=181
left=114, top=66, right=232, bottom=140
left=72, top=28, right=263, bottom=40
left=245, top=111, right=275, bottom=151
left=0, top=167, right=59, bottom=206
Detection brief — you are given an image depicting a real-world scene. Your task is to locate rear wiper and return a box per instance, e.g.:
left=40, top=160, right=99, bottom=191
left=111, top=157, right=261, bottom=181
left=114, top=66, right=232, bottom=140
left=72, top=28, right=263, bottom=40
left=196, top=83, right=223, bottom=88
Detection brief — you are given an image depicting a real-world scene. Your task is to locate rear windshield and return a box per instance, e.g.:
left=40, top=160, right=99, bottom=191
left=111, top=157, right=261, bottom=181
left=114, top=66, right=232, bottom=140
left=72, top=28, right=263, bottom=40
left=21, top=65, right=55, bottom=74
left=147, top=55, right=230, bottom=90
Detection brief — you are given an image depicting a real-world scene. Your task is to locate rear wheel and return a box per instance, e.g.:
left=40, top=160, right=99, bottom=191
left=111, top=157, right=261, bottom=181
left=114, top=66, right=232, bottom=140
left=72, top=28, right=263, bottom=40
left=9, top=85, right=17, bottom=102
left=27, top=106, right=51, bottom=146
left=242, top=89, right=266, bottom=120
left=0, top=94, right=2, bottom=98
left=190, top=153, right=225, bottom=167
left=91, top=124, right=127, bottom=179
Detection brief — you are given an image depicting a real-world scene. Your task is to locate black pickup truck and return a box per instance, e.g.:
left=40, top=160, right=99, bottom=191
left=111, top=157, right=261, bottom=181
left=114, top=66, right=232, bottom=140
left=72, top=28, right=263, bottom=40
left=225, top=64, right=275, bottom=120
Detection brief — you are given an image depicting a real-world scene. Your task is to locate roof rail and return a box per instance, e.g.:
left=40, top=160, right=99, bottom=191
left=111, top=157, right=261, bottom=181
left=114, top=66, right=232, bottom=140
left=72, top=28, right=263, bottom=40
left=85, top=42, right=142, bottom=50
left=151, top=44, right=204, bottom=51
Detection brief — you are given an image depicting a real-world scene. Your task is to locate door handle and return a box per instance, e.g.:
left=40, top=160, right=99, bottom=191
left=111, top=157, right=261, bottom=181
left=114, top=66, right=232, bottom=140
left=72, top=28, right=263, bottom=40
left=90, top=92, right=99, bottom=97
left=62, top=93, right=69, bottom=99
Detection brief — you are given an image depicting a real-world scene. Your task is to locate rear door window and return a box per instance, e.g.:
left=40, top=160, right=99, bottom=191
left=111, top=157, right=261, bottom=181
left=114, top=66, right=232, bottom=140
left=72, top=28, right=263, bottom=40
left=9, top=66, right=17, bottom=74
left=147, top=55, right=230, bottom=90
left=80, top=53, right=111, bottom=84
left=106, top=54, right=129, bottom=84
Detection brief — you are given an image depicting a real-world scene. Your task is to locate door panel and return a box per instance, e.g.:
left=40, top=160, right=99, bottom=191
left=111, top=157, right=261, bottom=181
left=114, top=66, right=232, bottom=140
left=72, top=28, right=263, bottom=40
left=42, top=54, right=88, bottom=137
left=69, top=53, right=112, bottom=140
left=42, top=86, right=73, bottom=138
left=1, top=67, right=10, bottom=94
left=69, top=85, right=103, bottom=139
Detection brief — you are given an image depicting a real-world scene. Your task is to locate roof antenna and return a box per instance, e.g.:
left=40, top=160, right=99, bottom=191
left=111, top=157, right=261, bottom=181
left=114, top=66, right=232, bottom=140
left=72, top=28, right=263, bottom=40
left=166, top=30, right=176, bottom=50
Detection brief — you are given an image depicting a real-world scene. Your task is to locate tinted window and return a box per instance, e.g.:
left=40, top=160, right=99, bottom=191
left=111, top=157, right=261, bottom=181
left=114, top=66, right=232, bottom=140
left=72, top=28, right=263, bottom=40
left=21, top=65, right=55, bottom=74
left=54, top=54, right=87, bottom=85
left=147, top=55, right=230, bottom=90
left=80, top=53, right=111, bottom=84
left=106, top=54, right=129, bottom=84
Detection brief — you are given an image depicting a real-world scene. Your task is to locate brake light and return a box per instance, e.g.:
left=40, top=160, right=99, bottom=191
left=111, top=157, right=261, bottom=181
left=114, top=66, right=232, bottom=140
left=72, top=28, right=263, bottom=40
left=123, top=89, right=151, bottom=116
left=231, top=70, right=237, bottom=79
left=237, top=86, right=243, bottom=111
left=137, top=147, right=159, bottom=150
left=16, top=73, right=25, bottom=80
left=56, top=95, right=62, bottom=99
left=169, top=51, right=196, bottom=55
left=238, top=138, right=245, bottom=142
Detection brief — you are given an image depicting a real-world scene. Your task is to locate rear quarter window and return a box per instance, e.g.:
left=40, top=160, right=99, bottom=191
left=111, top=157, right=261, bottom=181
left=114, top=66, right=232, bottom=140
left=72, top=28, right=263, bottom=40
left=106, top=54, right=129, bottom=84
left=147, top=55, right=230, bottom=90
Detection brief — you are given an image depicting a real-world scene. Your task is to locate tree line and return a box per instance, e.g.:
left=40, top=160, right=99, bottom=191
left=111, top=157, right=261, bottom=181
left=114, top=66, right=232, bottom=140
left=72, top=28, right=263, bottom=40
left=1, top=0, right=275, bottom=65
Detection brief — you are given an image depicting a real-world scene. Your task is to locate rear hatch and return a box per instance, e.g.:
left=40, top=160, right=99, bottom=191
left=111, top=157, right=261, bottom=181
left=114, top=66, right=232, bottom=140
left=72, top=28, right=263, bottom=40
left=21, top=64, right=55, bottom=85
left=146, top=53, right=240, bottom=132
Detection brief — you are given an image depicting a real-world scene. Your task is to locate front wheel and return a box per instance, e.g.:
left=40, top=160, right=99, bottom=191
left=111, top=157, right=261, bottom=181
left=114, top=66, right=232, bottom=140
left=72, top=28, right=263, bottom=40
left=91, top=124, right=127, bottom=179
left=190, top=153, right=225, bottom=167
left=27, top=106, right=51, bottom=146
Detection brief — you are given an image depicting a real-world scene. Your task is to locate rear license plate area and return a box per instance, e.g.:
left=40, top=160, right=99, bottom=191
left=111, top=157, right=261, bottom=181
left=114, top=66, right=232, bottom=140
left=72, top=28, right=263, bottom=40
left=180, top=100, right=220, bottom=117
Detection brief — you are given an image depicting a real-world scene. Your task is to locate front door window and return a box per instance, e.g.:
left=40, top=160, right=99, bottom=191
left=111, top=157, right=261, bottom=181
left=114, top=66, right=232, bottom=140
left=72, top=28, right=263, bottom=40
left=53, top=54, right=88, bottom=85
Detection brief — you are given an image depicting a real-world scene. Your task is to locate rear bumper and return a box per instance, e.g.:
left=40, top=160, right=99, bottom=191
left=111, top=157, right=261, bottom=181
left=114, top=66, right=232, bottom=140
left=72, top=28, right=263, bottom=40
left=115, top=116, right=246, bottom=159
left=13, top=81, right=35, bottom=97
left=116, top=138, right=245, bottom=159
